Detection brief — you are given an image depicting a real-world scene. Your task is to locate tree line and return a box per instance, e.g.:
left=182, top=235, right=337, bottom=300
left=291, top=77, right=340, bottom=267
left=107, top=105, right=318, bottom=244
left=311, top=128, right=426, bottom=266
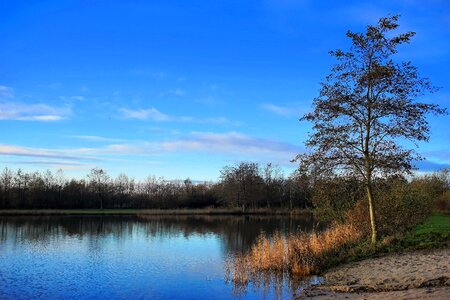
left=0, top=162, right=313, bottom=210
left=1, top=162, right=448, bottom=217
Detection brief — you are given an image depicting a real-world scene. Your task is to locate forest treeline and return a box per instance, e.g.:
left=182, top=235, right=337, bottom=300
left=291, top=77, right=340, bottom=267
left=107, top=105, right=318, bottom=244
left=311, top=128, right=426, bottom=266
left=0, top=162, right=448, bottom=213
left=0, top=162, right=311, bottom=209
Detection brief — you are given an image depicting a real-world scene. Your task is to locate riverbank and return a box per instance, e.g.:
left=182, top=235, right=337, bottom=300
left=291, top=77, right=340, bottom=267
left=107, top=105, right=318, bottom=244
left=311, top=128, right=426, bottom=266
left=300, top=213, right=450, bottom=299
left=302, top=248, right=450, bottom=299
left=0, top=208, right=311, bottom=216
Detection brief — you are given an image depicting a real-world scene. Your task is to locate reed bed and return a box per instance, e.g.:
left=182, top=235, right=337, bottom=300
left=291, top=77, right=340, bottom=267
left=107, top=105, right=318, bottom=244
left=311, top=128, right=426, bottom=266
left=227, top=222, right=363, bottom=285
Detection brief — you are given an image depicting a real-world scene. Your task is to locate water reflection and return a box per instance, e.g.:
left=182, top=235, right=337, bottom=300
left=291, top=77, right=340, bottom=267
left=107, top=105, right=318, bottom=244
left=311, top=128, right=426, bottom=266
left=0, top=214, right=314, bottom=253
left=0, top=214, right=316, bottom=299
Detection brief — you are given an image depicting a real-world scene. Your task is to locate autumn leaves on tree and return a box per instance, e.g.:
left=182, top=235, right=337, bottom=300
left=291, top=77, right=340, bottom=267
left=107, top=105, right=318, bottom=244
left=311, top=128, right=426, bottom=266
left=296, top=15, right=447, bottom=243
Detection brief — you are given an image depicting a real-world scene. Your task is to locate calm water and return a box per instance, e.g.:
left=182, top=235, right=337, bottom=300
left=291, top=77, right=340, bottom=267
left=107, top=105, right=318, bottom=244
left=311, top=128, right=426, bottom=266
left=0, top=215, right=319, bottom=299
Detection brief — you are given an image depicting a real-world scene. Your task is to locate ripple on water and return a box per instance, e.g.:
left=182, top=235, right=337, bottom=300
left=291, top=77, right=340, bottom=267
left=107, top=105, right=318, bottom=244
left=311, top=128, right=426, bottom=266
left=0, top=215, right=317, bottom=299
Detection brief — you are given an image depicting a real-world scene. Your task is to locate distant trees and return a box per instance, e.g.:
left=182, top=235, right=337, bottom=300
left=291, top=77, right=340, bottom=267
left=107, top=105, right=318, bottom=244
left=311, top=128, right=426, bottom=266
left=0, top=162, right=314, bottom=210
left=219, top=162, right=264, bottom=209
left=217, top=162, right=313, bottom=210
left=295, top=15, right=447, bottom=243
left=88, top=167, right=110, bottom=209
left=0, top=168, right=13, bottom=208
left=0, top=165, right=447, bottom=216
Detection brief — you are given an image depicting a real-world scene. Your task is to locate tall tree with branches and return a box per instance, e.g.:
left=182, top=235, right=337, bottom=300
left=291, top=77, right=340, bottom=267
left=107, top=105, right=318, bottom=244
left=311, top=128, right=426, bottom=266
left=295, top=15, right=447, bottom=243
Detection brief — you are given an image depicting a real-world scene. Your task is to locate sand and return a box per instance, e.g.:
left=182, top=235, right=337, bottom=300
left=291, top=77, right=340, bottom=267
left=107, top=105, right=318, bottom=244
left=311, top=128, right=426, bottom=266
left=301, top=248, right=450, bottom=299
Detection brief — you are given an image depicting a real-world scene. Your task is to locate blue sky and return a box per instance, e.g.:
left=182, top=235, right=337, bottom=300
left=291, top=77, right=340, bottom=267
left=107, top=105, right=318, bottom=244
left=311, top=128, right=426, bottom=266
left=0, top=0, right=449, bottom=181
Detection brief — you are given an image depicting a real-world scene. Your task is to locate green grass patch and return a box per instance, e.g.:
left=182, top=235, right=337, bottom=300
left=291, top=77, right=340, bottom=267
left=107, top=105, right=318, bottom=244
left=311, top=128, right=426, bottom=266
left=322, top=213, right=450, bottom=270
left=399, top=213, right=450, bottom=249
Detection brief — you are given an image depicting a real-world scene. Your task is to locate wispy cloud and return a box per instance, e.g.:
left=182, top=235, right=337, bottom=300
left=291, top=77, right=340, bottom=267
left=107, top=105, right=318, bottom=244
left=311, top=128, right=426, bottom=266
left=414, top=160, right=450, bottom=171
left=261, top=103, right=292, bottom=116
left=261, top=103, right=304, bottom=117
left=80, top=132, right=302, bottom=163
left=0, top=144, right=90, bottom=160
left=159, top=89, right=186, bottom=97
left=159, top=132, right=302, bottom=159
left=0, top=102, right=71, bottom=121
left=0, top=131, right=302, bottom=168
left=0, top=85, right=71, bottom=121
left=4, top=160, right=88, bottom=167
left=118, top=107, right=241, bottom=126
left=59, top=95, right=85, bottom=101
left=69, top=135, right=128, bottom=143
left=119, top=107, right=170, bottom=121
left=0, top=85, right=13, bottom=98
left=195, top=96, right=224, bottom=106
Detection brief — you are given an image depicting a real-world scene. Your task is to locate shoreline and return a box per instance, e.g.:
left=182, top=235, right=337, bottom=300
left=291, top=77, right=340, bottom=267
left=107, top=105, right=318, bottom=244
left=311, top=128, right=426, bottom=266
left=301, top=248, right=450, bottom=299
left=0, top=208, right=311, bottom=216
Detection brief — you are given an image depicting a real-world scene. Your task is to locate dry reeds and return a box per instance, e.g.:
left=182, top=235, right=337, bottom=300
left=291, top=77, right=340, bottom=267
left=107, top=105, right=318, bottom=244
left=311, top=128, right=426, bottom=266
left=227, top=222, right=363, bottom=285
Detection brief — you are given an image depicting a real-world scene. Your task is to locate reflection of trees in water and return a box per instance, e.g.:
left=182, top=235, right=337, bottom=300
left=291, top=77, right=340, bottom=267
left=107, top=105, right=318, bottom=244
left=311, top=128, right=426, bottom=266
left=0, top=215, right=320, bottom=298
left=225, top=264, right=324, bottom=299
left=0, top=214, right=315, bottom=253
left=225, top=263, right=323, bottom=300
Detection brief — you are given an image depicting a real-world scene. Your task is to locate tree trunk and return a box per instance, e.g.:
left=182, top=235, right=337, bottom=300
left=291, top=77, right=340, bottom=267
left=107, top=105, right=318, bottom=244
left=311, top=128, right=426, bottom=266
left=366, top=182, right=377, bottom=243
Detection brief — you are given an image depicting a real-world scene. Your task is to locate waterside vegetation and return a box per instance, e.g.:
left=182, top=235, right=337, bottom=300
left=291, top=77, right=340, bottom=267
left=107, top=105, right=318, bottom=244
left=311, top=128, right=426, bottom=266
left=226, top=14, right=450, bottom=289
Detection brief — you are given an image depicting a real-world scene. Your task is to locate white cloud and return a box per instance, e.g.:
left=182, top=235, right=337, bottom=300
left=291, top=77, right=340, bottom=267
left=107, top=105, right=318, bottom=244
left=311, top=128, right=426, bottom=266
left=70, top=135, right=128, bottom=143
left=261, top=103, right=292, bottom=116
left=261, top=103, right=306, bottom=117
left=158, top=88, right=187, bottom=97
left=159, top=132, right=302, bottom=159
left=0, top=102, right=71, bottom=122
left=119, top=107, right=170, bottom=121
left=195, top=95, right=225, bottom=107
left=0, top=86, right=13, bottom=98
left=0, top=144, right=86, bottom=160
left=76, top=131, right=302, bottom=162
left=0, top=132, right=303, bottom=168
left=59, top=95, right=84, bottom=101
left=20, top=115, right=64, bottom=121
left=118, top=107, right=241, bottom=126
left=5, top=160, right=89, bottom=167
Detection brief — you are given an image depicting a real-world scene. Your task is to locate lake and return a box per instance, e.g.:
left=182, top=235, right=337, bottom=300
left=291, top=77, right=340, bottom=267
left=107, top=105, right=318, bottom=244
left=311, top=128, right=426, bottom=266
left=0, top=214, right=320, bottom=299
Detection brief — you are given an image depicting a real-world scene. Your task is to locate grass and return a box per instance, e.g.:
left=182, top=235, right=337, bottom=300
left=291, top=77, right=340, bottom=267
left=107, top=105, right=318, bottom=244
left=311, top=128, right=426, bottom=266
left=398, top=212, right=450, bottom=249
left=0, top=208, right=311, bottom=216
left=226, top=222, right=363, bottom=285
left=227, top=213, right=450, bottom=286
left=322, top=212, right=450, bottom=265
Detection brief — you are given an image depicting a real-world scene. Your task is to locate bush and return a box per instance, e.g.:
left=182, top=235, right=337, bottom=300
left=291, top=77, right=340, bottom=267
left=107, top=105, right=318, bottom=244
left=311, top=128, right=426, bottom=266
left=436, top=190, right=450, bottom=212
left=226, top=222, right=363, bottom=286
left=346, top=176, right=438, bottom=237
left=311, top=176, right=364, bottom=223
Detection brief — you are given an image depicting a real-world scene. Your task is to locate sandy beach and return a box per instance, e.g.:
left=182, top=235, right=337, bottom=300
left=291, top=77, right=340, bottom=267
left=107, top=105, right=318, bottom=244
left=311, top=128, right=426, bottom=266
left=302, top=248, right=450, bottom=299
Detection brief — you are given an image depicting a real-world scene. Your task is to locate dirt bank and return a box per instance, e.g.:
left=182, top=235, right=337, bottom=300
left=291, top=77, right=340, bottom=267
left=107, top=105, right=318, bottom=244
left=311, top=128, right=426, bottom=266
left=302, top=248, right=450, bottom=299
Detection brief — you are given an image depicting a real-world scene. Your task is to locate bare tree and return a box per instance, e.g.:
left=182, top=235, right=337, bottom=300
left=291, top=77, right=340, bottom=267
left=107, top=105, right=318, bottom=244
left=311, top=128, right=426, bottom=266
left=88, top=168, right=110, bottom=209
left=295, top=15, right=447, bottom=243
left=0, top=168, right=13, bottom=208
left=220, top=162, right=264, bottom=209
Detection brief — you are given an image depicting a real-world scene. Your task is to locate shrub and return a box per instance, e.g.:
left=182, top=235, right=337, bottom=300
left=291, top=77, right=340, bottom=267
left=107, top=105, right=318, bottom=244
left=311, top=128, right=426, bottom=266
left=347, top=177, right=436, bottom=237
left=226, top=222, right=363, bottom=285
left=311, top=176, right=364, bottom=223
left=436, top=190, right=450, bottom=212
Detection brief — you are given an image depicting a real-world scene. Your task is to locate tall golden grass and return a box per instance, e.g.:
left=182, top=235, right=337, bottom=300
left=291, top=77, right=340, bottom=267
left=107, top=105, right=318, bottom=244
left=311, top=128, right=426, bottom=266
left=226, top=222, right=362, bottom=285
